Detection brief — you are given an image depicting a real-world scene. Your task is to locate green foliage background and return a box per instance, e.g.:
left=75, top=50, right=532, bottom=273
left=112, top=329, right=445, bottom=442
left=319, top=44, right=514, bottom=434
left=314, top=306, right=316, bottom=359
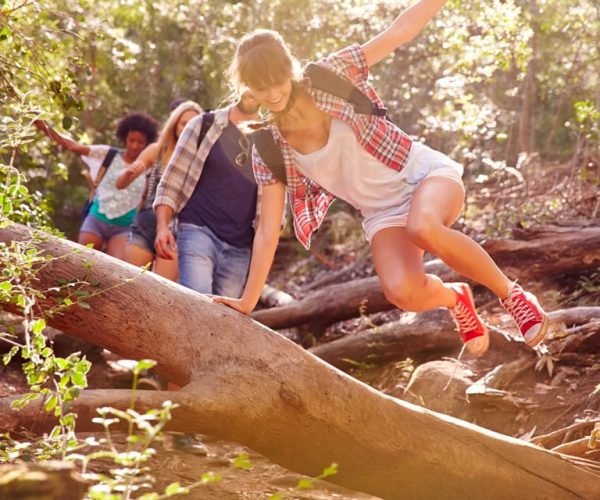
left=1, top=0, right=598, bottom=236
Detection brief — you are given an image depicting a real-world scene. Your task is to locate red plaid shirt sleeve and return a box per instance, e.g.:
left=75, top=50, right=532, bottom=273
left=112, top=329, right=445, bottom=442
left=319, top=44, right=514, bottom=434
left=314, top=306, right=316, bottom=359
left=323, top=44, right=369, bottom=84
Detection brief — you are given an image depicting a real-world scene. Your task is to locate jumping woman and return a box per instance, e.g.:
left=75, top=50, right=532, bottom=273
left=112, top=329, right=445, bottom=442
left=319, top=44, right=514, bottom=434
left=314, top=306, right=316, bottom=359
left=213, top=0, right=549, bottom=355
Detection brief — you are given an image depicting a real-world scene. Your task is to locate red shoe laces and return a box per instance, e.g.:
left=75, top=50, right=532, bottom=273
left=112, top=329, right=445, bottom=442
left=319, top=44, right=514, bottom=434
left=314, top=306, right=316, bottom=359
left=453, top=301, right=479, bottom=332
left=504, top=290, right=538, bottom=327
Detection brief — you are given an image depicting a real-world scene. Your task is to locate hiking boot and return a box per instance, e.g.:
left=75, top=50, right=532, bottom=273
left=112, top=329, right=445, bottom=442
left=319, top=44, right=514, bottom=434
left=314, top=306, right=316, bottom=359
left=449, top=283, right=489, bottom=356
left=172, top=434, right=209, bottom=456
left=500, top=283, right=549, bottom=347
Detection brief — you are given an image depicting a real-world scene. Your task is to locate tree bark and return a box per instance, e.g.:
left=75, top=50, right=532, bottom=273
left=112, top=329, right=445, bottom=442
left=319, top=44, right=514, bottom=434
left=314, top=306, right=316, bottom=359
left=253, top=227, right=600, bottom=330
left=0, top=461, right=87, bottom=500
left=309, top=309, right=460, bottom=370
left=481, top=226, right=600, bottom=279
left=1, top=223, right=599, bottom=499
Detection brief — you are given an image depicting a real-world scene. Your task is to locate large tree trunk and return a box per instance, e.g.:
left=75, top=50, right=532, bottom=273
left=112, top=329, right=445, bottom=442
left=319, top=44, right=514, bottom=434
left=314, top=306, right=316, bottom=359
left=1, top=223, right=599, bottom=499
left=254, top=226, right=600, bottom=330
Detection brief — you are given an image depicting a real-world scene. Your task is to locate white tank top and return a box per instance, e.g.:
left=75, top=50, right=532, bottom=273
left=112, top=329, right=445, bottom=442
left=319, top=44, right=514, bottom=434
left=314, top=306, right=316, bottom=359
left=291, top=119, right=423, bottom=218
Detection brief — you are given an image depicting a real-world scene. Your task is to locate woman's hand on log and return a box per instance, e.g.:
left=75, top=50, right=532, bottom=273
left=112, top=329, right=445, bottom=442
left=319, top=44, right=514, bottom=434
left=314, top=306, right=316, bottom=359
left=210, top=296, right=253, bottom=315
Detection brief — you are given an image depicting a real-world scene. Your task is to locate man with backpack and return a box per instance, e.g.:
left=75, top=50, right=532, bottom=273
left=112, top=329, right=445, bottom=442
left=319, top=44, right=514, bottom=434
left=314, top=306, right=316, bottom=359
left=154, top=91, right=260, bottom=300
left=153, top=91, right=260, bottom=455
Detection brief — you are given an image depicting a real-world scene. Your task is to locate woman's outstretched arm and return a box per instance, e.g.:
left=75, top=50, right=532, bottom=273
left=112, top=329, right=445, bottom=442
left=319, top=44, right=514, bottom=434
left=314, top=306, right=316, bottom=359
left=115, top=142, right=159, bottom=189
left=362, top=0, right=448, bottom=67
left=33, top=119, right=91, bottom=156
left=212, top=181, right=287, bottom=314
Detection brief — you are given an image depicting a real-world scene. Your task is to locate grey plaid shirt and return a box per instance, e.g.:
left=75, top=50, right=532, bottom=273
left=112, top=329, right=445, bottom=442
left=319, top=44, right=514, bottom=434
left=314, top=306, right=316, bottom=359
left=153, top=107, right=261, bottom=225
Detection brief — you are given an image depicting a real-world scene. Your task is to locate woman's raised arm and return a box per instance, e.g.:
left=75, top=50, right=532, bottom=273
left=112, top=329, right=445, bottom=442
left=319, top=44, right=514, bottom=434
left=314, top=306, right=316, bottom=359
left=362, top=0, right=448, bottom=67
left=33, top=119, right=91, bottom=156
left=115, top=142, right=159, bottom=189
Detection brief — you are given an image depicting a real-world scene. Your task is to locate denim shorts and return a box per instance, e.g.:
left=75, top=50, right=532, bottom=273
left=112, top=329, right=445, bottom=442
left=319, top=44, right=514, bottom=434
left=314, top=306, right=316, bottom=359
left=362, top=142, right=464, bottom=242
left=177, top=222, right=251, bottom=298
left=128, top=208, right=157, bottom=254
left=80, top=214, right=129, bottom=240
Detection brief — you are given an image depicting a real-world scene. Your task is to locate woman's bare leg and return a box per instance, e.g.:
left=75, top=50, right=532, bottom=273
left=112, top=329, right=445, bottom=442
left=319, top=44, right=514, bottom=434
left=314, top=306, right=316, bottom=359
left=153, top=256, right=179, bottom=282
left=78, top=231, right=103, bottom=250
left=124, top=243, right=153, bottom=267
left=405, top=176, right=511, bottom=299
left=106, top=233, right=128, bottom=261
left=370, top=227, right=456, bottom=311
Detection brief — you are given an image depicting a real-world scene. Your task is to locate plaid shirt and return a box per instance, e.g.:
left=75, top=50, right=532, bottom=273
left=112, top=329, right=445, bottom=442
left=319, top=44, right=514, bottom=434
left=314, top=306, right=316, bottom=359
left=154, top=107, right=261, bottom=224
left=253, top=44, right=413, bottom=249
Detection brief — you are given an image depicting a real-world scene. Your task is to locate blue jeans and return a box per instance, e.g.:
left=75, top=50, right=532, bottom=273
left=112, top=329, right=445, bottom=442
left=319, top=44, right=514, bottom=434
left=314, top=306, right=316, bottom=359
left=177, top=222, right=251, bottom=298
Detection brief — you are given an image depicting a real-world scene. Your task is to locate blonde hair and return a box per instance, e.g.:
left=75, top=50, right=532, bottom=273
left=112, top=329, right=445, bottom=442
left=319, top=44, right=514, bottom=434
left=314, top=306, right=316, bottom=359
left=227, top=29, right=303, bottom=94
left=157, top=101, right=203, bottom=167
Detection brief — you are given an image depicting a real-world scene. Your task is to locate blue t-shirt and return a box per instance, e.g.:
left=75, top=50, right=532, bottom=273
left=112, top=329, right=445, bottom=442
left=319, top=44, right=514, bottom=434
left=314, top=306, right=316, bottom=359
left=179, top=122, right=257, bottom=248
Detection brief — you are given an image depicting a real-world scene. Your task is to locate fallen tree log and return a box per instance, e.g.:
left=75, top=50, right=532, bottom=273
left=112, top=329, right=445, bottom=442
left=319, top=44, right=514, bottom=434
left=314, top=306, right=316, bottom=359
left=310, top=307, right=600, bottom=371
left=1, top=223, right=599, bottom=499
left=309, top=309, right=459, bottom=370
left=253, top=227, right=600, bottom=330
left=482, top=226, right=600, bottom=279
left=252, top=261, right=459, bottom=330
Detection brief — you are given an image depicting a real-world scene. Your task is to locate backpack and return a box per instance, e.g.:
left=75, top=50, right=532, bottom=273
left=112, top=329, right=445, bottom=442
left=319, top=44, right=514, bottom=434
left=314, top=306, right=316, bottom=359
left=253, top=64, right=388, bottom=186
left=82, top=147, right=119, bottom=220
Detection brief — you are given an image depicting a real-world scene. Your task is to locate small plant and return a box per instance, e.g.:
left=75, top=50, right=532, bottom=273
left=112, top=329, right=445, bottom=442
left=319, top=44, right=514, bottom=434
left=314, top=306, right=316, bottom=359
left=268, top=462, right=339, bottom=500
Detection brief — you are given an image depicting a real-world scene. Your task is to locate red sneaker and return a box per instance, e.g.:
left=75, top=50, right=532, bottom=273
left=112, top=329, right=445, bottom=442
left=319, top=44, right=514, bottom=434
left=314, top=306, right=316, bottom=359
left=500, top=283, right=549, bottom=347
left=449, top=283, right=489, bottom=356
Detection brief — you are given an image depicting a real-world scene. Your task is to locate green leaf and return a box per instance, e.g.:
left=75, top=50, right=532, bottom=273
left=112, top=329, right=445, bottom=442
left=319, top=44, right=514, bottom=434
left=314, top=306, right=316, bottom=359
left=3, top=346, right=19, bottom=365
left=44, top=393, right=57, bottom=412
left=0, top=280, right=12, bottom=292
left=55, top=357, right=69, bottom=370
left=71, top=370, right=86, bottom=387
left=164, top=482, right=188, bottom=495
left=200, top=472, right=222, bottom=484
left=233, top=452, right=252, bottom=470
left=0, top=26, right=12, bottom=42
left=319, top=462, right=339, bottom=478
left=62, top=116, right=73, bottom=130
left=32, top=318, right=46, bottom=334
left=134, top=359, right=157, bottom=374
left=49, top=425, right=62, bottom=439
left=296, top=478, right=314, bottom=490
left=77, top=301, right=91, bottom=310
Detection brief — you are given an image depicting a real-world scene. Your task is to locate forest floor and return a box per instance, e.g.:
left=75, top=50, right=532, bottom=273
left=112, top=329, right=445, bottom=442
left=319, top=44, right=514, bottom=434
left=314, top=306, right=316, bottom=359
left=1, top=157, right=599, bottom=498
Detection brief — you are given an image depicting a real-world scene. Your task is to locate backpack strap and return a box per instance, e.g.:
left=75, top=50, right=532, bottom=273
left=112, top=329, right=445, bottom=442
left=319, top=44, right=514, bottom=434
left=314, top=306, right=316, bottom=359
left=88, top=146, right=119, bottom=202
left=197, top=111, right=215, bottom=149
left=252, top=66, right=388, bottom=186
left=253, top=128, right=287, bottom=186
left=304, top=63, right=387, bottom=117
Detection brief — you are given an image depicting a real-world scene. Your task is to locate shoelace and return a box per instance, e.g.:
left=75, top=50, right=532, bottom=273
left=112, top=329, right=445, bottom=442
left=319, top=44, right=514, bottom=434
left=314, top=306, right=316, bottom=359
left=452, top=301, right=479, bottom=333
left=503, top=293, right=538, bottom=327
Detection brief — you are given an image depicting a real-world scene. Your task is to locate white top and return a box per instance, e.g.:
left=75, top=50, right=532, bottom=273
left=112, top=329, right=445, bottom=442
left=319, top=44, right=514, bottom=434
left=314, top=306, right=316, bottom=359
left=82, top=145, right=145, bottom=219
left=291, top=119, right=419, bottom=218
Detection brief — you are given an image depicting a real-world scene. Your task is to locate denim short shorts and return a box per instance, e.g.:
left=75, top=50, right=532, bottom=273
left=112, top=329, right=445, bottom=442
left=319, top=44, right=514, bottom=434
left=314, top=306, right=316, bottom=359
left=80, top=214, right=129, bottom=240
left=128, top=208, right=157, bottom=254
left=362, top=142, right=464, bottom=242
